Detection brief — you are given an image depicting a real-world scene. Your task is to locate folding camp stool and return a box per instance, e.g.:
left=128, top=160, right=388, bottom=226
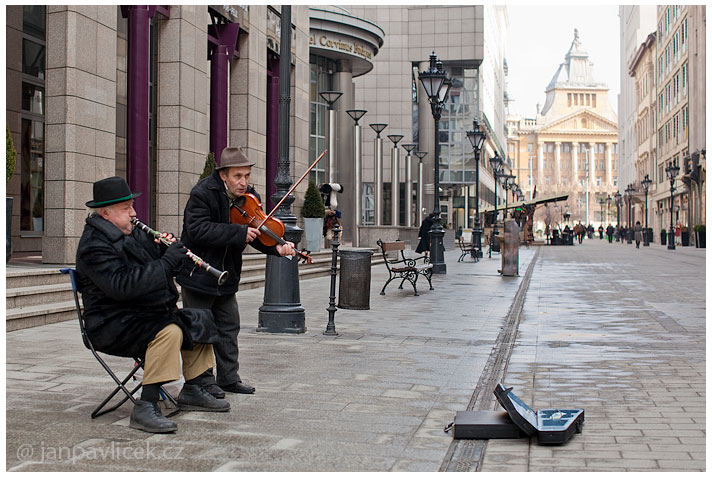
left=60, top=268, right=178, bottom=418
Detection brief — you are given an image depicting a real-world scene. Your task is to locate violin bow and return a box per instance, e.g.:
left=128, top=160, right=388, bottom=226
left=257, top=149, right=328, bottom=229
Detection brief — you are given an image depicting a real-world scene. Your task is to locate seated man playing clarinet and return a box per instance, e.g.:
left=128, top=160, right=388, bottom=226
left=76, top=176, right=230, bottom=434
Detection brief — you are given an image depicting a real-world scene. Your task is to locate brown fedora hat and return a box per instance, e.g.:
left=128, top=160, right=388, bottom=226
left=216, top=147, right=255, bottom=169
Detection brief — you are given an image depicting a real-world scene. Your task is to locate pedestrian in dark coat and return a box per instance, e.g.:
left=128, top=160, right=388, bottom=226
left=76, top=176, right=229, bottom=435
left=634, top=221, right=643, bottom=248
left=415, top=213, right=435, bottom=254
left=606, top=224, right=614, bottom=243
left=598, top=225, right=604, bottom=239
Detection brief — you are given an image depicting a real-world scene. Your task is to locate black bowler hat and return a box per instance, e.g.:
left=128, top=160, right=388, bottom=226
left=85, top=176, right=141, bottom=208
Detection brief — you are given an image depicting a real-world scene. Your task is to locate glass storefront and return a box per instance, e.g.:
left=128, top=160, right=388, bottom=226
left=439, top=66, right=478, bottom=184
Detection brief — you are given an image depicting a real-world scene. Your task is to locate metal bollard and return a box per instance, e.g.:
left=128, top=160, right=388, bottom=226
left=324, top=224, right=341, bottom=336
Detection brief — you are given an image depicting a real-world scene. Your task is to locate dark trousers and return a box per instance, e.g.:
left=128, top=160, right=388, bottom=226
left=181, top=288, right=242, bottom=387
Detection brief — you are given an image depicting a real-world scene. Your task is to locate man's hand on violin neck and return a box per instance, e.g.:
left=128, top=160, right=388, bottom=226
left=246, top=227, right=261, bottom=243
left=276, top=241, right=296, bottom=257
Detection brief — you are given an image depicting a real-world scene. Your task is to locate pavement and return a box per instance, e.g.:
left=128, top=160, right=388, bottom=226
left=5, top=238, right=706, bottom=472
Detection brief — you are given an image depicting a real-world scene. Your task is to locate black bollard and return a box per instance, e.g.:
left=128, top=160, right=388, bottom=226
left=324, top=224, right=341, bottom=336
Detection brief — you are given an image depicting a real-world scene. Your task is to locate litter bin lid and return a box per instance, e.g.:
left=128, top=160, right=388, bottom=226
left=340, top=248, right=374, bottom=255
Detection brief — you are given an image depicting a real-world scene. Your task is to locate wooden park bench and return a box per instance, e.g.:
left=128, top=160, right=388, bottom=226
left=376, top=239, right=434, bottom=296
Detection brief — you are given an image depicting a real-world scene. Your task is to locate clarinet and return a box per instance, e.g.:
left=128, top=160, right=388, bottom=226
left=131, top=218, right=228, bottom=285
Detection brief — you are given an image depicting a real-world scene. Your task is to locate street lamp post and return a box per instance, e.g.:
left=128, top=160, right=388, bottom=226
left=489, top=153, right=505, bottom=258
left=666, top=163, right=680, bottom=250
left=388, top=134, right=404, bottom=226
left=599, top=197, right=605, bottom=227
left=346, top=109, right=367, bottom=246
left=466, top=120, right=486, bottom=259
left=319, top=91, right=343, bottom=184
left=369, top=123, right=387, bottom=226
left=401, top=143, right=418, bottom=228
left=625, top=184, right=634, bottom=244
left=418, top=52, right=451, bottom=274
left=641, top=174, right=652, bottom=246
left=614, top=191, right=622, bottom=240
left=606, top=195, right=612, bottom=224
left=414, top=151, right=428, bottom=227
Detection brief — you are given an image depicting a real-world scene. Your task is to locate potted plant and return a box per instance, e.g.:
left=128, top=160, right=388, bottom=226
left=660, top=228, right=667, bottom=246
left=694, top=224, right=705, bottom=248
left=301, top=180, right=325, bottom=252
left=200, top=152, right=216, bottom=180
left=6, top=126, right=16, bottom=263
left=681, top=225, right=690, bottom=246
left=643, top=227, right=654, bottom=244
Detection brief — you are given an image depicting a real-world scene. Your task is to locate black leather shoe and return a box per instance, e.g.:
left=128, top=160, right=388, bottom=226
left=220, top=381, right=255, bottom=394
left=130, top=400, right=178, bottom=434
left=178, top=384, right=231, bottom=412
left=204, top=383, right=225, bottom=399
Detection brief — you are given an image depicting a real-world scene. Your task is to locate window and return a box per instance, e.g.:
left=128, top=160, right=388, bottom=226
left=563, top=143, right=570, bottom=153
left=309, top=57, right=331, bottom=185
left=528, top=143, right=533, bottom=153
left=681, top=18, right=687, bottom=51
left=682, top=62, right=687, bottom=96
left=362, top=183, right=374, bottom=225
left=20, top=5, right=46, bottom=233
left=567, top=93, right=572, bottom=106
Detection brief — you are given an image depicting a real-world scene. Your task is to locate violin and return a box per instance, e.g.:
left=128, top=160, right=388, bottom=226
left=230, top=193, right=313, bottom=264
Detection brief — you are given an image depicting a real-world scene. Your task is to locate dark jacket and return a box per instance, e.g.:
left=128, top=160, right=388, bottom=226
left=76, top=215, right=217, bottom=359
left=176, top=171, right=279, bottom=296
left=415, top=215, right=434, bottom=254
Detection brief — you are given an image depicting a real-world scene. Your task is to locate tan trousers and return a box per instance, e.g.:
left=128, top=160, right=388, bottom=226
left=143, top=324, right=215, bottom=385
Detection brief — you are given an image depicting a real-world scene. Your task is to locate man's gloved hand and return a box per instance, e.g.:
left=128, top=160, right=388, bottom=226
left=161, top=241, right=188, bottom=271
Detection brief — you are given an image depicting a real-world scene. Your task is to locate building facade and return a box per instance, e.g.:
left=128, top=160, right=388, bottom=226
left=6, top=5, right=387, bottom=262
left=344, top=5, right=508, bottom=235
left=628, top=32, right=658, bottom=233
left=649, top=5, right=706, bottom=243
left=507, top=30, right=619, bottom=232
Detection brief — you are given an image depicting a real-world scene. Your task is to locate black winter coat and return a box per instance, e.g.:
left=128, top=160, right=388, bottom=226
left=76, top=215, right=218, bottom=359
left=415, top=216, right=434, bottom=254
left=176, top=171, right=279, bottom=296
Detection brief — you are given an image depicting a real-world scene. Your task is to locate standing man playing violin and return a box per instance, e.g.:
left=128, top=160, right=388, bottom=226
left=177, top=147, right=296, bottom=397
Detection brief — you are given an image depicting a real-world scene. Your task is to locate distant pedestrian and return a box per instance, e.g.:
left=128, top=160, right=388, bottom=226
left=620, top=225, right=627, bottom=245
left=598, top=225, right=604, bottom=240
left=634, top=221, right=642, bottom=249
left=415, top=213, right=435, bottom=255
left=606, top=224, right=614, bottom=243
left=587, top=224, right=594, bottom=239
left=614, top=225, right=620, bottom=242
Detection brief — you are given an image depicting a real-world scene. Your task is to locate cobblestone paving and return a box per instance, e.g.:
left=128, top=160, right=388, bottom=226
left=480, top=240, right=706, bottom=472
left=6, top=248, right=535, bottom=472
left=5, top=240, right=705, bottom=472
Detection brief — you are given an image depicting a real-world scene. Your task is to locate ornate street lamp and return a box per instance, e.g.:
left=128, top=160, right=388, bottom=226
left=489, top=152, right=505, bottom=257
left=319, top=91, right=343, bottom=183
left=666, top=163, right=680, bottom=250
left=401, top=143, right=418, bottom=228
left=625, top=183, right=635, bottom=244
left=641, top=174, right=652, bottom=246
left=387, top=134, right=404, bottom=226
left=414, top=151, right=428, bottom=227
left=501, top=173, right=515, bottom=219
left=466, top=119, right=486, bottom=259
left=418, top=52, right=450, bottom=274
left=599, top=197, right=606, bottom=227
left=614, top=191, right=622, bottom=239
left=346, top=109, right=367, bottom=246
left=369, top=123, right=387, bottom=226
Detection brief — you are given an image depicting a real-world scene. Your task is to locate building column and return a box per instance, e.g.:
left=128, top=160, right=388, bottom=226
left=537, top=142, right=544, bottom=185
left=572, top=142, right=579, bottom=186
left=334, top=61, right=355, bottom=243
left=43, top=6, right=118, bottom=263
left=605, top=142, right=613, bottom=186
left=156, top=6, right=210, bottom=235
left=554, top=142, right=561, bottom=185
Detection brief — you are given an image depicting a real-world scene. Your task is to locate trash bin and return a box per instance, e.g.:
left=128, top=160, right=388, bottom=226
left=337, top=248, right=373, bottom=310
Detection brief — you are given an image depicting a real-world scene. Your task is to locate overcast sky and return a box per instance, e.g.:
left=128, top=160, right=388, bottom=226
left=506, top=4, right=621, bottom=118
